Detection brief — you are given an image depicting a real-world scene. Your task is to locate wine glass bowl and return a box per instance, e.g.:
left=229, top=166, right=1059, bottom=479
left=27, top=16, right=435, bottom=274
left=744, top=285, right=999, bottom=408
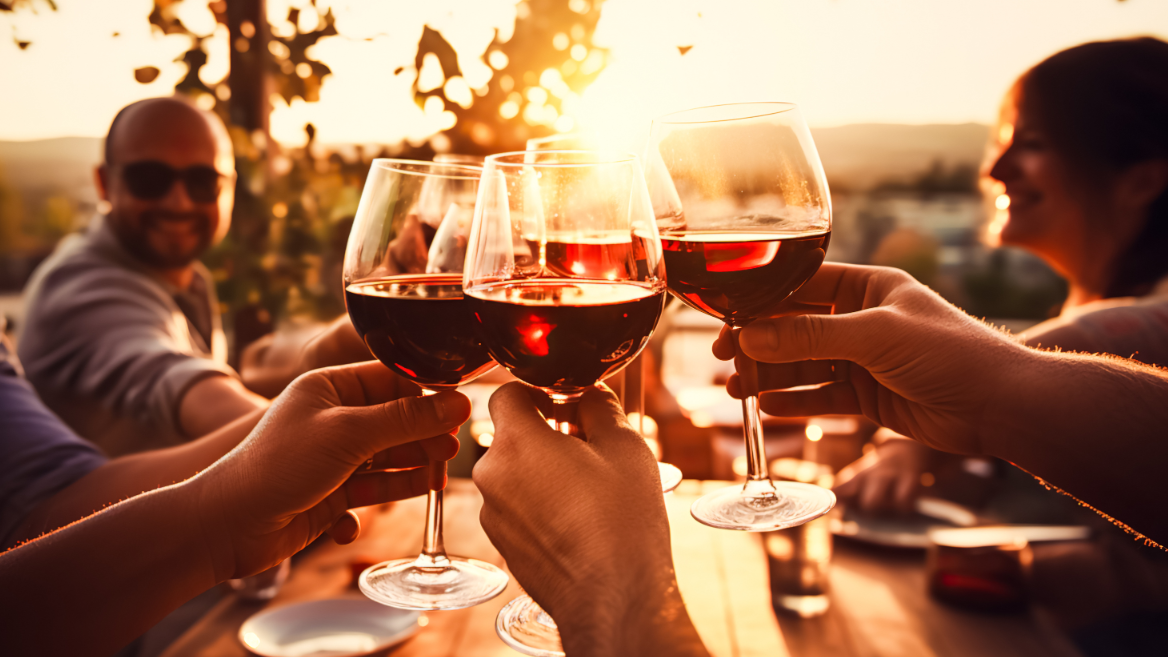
left=343, top=158, right=509, bottom=610
left=464, top=150, right=667, bottom=655
left=463, top=150, right=667, bottom=407
left=525, top=139, right=686, bottom=493
left=647, top=102, right=836, bottom=532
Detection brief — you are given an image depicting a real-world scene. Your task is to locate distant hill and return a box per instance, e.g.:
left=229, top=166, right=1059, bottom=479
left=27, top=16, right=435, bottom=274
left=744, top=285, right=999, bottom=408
left=0, top=123, right=991, bottom=198
left=0, top=136, right=101, bottom=205
left=811, top=123, right=990, bottom=191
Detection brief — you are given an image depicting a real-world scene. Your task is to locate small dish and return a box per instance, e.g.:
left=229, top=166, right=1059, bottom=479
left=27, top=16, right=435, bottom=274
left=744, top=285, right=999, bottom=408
left=239, top=597, right=420, bottom=657
left=831, top=497, right=980, bottom=549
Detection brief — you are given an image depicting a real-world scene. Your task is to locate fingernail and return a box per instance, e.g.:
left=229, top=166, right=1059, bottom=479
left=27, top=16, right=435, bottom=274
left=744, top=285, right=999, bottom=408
left=431, top=392, right=469, bottom=426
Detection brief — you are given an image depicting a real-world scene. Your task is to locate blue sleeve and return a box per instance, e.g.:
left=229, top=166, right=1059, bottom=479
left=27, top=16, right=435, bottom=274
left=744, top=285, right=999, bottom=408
left=0, top=340, right=106, bottom=546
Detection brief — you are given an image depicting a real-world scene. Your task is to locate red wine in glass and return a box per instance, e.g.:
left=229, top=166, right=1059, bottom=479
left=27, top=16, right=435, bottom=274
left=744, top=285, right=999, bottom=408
left=345, top=273, right=495, bottom=389
left=345, top=158, right=507, bottom=612
left=466, top=279, right=666, bottom=396
left=660, top=229, right=830, bottom=327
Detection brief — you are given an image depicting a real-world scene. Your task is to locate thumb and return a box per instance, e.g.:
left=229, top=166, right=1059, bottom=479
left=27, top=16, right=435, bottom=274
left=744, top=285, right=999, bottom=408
left=487, top=382, right=557, bottom=450
left=739, top=310, right=883, bottom=365
left=577, top=384, right=639, bottom=451
left=336, top=390, right=471, bottom=457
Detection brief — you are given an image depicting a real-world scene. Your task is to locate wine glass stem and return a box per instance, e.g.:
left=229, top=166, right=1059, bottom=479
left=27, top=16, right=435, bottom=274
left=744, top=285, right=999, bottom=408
left=415, top=389, right=451, bottom=570
left=622, top=354, right=645, bottom=434
left=417, top=475, right=450, bottom=567
left=733, top=326, right=770, bottom=482
left=550, top=398, right=582, bottom=438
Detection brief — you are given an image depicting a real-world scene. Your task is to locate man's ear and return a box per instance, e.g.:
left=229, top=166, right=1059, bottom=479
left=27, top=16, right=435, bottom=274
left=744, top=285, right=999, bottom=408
left=95, top=164, right=110, bottom=202
left=1116, top=158, right=1168, bottom=214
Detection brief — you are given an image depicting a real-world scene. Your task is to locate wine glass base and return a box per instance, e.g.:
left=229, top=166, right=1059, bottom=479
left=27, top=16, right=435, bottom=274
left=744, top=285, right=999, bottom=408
left=690, top=479, right=836, bottom=532
left=496, top=595, right=564, bottom=656
left=658, top=462, right=683, bottom=493
left=359, top=556, right=509, bottom=611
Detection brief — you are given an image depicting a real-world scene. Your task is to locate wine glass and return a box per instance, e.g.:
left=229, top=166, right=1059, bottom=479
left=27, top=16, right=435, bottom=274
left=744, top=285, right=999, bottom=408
left=343, top=159, right=509, bottom=610
left=645, top=102, right=837, bottom=532
left=464, top=150, right=668, bottom=656
left=525, top=136, right=684, bottom=494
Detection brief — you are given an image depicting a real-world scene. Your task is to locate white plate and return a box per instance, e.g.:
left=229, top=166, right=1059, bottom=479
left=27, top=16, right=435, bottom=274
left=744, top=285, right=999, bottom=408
left=239, top=597, right=420, bottom=657
left=831, top=498, right=978, bottom=549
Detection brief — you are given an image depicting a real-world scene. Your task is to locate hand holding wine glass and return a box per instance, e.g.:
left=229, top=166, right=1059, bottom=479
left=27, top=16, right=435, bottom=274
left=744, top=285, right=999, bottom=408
left=343, top=159, right=508, bottom=610
left=463, top=149, right=668, bottom=655
left=474, top=383, right=710, bottom=657
left=646, top=102, right=836, bottom=531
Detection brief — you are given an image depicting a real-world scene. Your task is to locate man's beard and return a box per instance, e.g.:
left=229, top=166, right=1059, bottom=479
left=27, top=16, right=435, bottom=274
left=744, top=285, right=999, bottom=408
left=111, top=209, right=214, bottom=270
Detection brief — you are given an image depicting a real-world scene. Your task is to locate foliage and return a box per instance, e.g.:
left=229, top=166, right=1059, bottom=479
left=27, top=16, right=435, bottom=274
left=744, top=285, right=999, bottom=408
left=4, top=0, right=610, bottom=337
left=413, top=0, right=607, bottom=154
left=144, top=0, right=608, bottom=347
left=147, top=0, right=349, bottom=340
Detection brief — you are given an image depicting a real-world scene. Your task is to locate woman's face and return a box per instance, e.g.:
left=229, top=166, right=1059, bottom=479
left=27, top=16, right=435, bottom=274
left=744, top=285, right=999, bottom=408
left=986, top=97, right=1095, bottom=272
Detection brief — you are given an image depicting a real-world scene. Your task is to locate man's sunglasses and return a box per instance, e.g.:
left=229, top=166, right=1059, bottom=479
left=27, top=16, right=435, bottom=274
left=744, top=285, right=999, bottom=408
left=120, top=161, right=227, bottom=204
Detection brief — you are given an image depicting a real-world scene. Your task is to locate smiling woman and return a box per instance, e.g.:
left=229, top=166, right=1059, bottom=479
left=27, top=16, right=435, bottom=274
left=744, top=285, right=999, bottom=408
left=987, top=37, right=1168, bottom=308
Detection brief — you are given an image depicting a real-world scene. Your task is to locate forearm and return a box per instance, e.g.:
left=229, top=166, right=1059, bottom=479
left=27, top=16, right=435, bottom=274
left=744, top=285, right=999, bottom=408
left=986, top=349, right=1168, bottom=545
left=241, top=317, right=371, bottom=397
left=179, top=374, right=269, bottom=438
left=12, top=408, right=265, bottom=543
left=0, top=483, right=216, bottom=657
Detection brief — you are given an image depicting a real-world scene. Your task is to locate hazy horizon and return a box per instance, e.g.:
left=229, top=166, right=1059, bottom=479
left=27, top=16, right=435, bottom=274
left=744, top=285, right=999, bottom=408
left=2, top=0, right=1165, bottom=145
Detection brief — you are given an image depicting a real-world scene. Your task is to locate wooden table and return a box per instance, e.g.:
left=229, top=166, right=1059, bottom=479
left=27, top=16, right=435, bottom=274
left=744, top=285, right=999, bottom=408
left=773, top=540, right=1085, bottom=657
left=160, top=479, right=787, bottom=657
left=161, top=479, right=1087, bottom=657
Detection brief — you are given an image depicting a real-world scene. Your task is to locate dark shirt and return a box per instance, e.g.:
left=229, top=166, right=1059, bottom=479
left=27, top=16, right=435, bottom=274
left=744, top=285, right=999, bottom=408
left=0, top=327, right=106, bottom=547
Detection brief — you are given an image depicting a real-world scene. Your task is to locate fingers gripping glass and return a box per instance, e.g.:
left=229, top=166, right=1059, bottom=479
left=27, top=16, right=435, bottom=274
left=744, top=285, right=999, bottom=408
left=343, top=159, right=509, bottom=610
left=646, top=102, right=837, bottom=532
left=120, top=161, right=225, bottom=203
left=525, top=136, right=683, bottom=494
left=464, top=150, right=669, bottom=656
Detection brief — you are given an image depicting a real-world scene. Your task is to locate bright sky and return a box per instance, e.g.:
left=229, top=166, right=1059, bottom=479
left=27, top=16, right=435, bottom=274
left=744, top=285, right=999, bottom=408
left=1, top=0, right=1166, bottom=145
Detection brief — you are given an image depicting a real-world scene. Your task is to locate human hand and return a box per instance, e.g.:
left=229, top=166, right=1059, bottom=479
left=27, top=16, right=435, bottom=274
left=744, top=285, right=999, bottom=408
left=190, top=361, right=469, bottom=581
left=304, top=315, right=378, bottom=370
left=834, top=438, right=934, bottom=514
left=711, top=263, right=1032, bottom=456
left=474, top=383, right=707, bottom=657
left=386, top=212, right=429, bottom=274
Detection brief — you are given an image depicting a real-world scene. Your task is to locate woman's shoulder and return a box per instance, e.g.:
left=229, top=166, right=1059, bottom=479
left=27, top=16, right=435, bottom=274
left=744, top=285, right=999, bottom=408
left=1021, top=295, right=1168, bottom=366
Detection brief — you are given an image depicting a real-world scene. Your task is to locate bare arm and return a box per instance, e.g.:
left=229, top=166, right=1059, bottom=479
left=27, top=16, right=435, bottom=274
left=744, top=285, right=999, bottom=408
left=0, top=484, right=214, bottom=657
left=987, top=349, right=1168, bottom=544
left=240, top=317, right=373, bottom=398
left=177, top=374, right=268, bottom=439
left=0, top=363, right=467, bottom=657
left=11, top=407, right=265, bottom=544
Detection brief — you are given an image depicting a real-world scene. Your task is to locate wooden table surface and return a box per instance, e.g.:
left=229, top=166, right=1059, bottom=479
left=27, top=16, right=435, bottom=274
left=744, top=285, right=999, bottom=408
left=161, top=479, right=1086, bottom=657
left=774, top=540, right=1084, bottom=657
left=160, top=479, right=787, bottom=657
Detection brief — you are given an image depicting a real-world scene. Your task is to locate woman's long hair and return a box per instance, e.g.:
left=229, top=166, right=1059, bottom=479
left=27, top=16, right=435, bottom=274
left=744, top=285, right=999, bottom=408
left=1017, top=37, right=1168, bottom=298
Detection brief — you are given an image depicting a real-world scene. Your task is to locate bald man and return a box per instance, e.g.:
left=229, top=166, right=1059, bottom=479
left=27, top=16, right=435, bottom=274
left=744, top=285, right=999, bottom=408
left=19, top=97, right=367, bottom=456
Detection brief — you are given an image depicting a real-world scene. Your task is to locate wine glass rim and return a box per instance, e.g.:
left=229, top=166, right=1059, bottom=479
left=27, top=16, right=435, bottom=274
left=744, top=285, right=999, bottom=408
left=485, top=149, right=638, bottom=168
left=654, top=101, right=799, bottom=125
left=369, top=157, right=482, bottom=180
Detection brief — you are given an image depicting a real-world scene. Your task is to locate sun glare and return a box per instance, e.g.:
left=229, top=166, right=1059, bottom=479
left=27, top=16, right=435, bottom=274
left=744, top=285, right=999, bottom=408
left=1, top=0, right=1167, bottom=144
